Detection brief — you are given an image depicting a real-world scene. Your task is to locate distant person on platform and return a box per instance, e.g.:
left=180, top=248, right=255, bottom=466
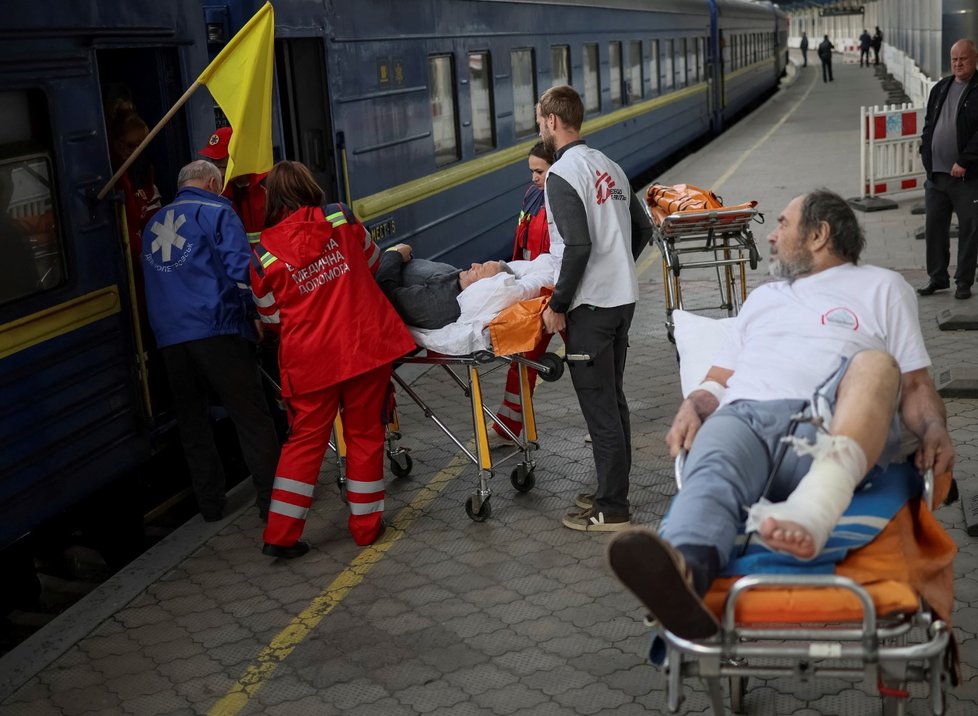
left=872, top=26, right=883, bottom=66
left=818, top=35, right=835, bottom=83
left=199, top=126, right=267, bottom=244
left=859, top=29, right=872, bottom=68
left=141, top=160, right=280, bottom=523
left=799, top=32, right=809, bottom=68
left=917, top=39, right=978, bottom=300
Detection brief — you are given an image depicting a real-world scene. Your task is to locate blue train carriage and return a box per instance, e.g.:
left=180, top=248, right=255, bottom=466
left=0, top=1, right=214, bottom=550
left=715, top=0, right=785, bottom=124
left=218, top=0, right=727, bottom=265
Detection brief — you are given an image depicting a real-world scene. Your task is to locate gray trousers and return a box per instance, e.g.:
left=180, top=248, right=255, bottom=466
left=565, top=302, right=635, bottom=514
left=661, top=359, right=902, bottom=570
left=924, top=172, right=978, bottom=287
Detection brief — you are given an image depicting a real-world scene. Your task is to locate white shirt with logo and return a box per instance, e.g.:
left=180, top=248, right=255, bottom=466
left=545, top=144, right=639, bottom=310
left=714, top=263, right=930, bottom=405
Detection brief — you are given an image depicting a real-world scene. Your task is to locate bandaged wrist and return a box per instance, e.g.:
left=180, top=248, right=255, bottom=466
left=695, top=380, right=727, bottom=403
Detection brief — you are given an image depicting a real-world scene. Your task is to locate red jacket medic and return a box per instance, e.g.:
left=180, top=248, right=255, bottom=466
left=250, top=203, right=414, bottom=396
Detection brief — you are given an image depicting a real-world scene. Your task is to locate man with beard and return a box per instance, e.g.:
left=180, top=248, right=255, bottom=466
left=535, top=85, right=652, bottom=532
left=606, top=189, right=953, bottom=641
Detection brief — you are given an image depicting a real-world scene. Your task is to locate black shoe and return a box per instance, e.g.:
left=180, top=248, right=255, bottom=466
left=917, top=281, right=950, bottom=296
left=262, top=541, right=310, bottom=559
left=956, top=285, right=972, bottom=299
left=200, top=498, right=228, bottom=522
left=607, top=529, right=719, bottom=641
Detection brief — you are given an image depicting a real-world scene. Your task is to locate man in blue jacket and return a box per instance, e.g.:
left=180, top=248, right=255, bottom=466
left=142, top=160, right=279, bottom=522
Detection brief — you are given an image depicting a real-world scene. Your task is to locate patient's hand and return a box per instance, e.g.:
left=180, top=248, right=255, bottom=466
left=666, top=399, right=703, bottom=457
left=915, top=420, right=955, bottom=476
left=392, top=244, right=413, bottom=262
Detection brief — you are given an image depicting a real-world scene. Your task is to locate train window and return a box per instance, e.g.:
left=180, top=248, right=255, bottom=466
left=627, top=41, right=642, bottom=103
left=511, top=48, right=537, bottom=137
left=675, top=39, right=687, bottom=88
left=428, top=55, right=460, bottom=166
left=609, top=42, right=622, bottom=108
left=551, top=45, right=571, bottom=87
left=468, top=52, right=495, bottom=153
left=729, top=36, right=737, bottom=70
left=687, top=38, right=698, bottom=83
left=648, top=40, right=660, bottom=97
left=697, top=38, right=705, bottom=81
left=0, top=90, right=66, bottom=305
left=661, top=39, right=674, bottom=92
left=582, top=44, right=600, bottom=114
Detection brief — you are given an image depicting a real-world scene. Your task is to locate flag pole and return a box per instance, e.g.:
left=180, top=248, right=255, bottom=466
left=96, top=81, right=201, bottom=201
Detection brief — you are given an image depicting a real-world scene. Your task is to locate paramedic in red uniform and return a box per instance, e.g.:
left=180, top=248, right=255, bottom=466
left=489, top=141, right=557, bottom=446
left=251, top=161, right=415, bottom=558
left=199, top=126, right=267, bottom=245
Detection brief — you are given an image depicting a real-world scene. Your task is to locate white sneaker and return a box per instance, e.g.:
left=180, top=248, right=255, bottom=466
left=486, top=427, right=515, bottom=449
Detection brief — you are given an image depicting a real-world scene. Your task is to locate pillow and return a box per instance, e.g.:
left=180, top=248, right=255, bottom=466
left=672, top=309, right=737, bottom=397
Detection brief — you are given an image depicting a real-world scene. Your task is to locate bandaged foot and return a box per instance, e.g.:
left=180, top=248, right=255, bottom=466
left=746, top=433, right=867, bottom=559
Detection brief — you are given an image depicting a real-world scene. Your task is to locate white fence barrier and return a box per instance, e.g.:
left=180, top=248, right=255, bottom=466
left=859, top=103, right=926, bottom=199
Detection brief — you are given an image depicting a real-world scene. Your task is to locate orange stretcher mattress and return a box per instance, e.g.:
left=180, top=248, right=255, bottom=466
left=703, top=474, right=957, bottom=625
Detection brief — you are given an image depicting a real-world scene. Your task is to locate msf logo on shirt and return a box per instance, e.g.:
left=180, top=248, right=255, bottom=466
left=146, top=209, right=193, bottom=272
left=594, top=170, right=627, bottom=205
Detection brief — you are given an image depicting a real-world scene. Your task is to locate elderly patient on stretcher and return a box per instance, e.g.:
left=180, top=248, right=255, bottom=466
left=607, top=188, right=955, bottom=641
left=376, top=242, right=556, bottom=354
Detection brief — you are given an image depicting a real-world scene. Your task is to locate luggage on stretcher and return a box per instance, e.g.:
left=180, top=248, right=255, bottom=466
left=643, top=183, right=762, bottom=334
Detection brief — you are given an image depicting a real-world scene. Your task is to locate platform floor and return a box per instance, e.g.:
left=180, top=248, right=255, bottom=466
left=3, top=51, right=978, bottom=716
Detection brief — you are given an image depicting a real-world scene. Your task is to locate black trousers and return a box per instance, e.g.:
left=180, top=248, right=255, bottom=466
left=162, top=335, right=280, bottom=516
left=821, top=58, right=833, bottom=82
left=565, top=302, right=635, bottom=515
left=925, top=172, right=978, bottom=287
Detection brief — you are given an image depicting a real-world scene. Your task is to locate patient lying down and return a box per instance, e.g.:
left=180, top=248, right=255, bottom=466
left=376, top=243, right=555, bottom=354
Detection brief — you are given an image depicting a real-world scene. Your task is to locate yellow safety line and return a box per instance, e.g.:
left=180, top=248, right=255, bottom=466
left=208, top=452, right=472, bottom=715
left=711, top=67, right=818, bottom=193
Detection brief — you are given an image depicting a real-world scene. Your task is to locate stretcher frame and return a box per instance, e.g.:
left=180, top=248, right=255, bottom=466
left=330, top=349, right=564, bottom=521
left=389, top=349, right=564, bottom=521
left=644, top=203, right=762, bottom=334
left=659, top=431, right=952, bottom=715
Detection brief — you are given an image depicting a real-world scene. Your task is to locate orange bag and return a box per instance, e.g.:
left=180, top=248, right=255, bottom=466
left=646, top=183, right=724, bottom=225
left=488, top=295, right=549, bottom=355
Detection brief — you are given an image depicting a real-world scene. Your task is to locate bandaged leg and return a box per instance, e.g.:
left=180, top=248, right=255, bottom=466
left=745, top=432, right=867, bottom=559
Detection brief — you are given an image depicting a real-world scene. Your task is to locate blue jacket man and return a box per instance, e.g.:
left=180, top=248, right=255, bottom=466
left=142, top=175, right=256, bottom=347
left=141, top=159, right=279, bottom=523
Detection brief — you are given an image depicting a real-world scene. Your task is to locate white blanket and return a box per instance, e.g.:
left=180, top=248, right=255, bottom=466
left=409, top=254, right=556, bottom=355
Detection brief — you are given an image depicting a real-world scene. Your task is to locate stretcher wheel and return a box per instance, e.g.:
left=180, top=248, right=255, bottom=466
left=389, top=452, right=412, bottom=478
left=510, top=467, right=535, bottom=493
left=748, top=242, right=760, bottom=270
left=538, top=352, right=564, bottom=382
left=336, top=476, right=348, bottom=503
left=465, top=496, right=491, bottom=522
left=729, top=675, right=748, bottom=714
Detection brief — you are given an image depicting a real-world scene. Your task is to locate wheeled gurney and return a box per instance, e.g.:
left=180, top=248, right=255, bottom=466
left=645, top=311, right=958, bottom=715
left=643, top=184, right=762, bottom=334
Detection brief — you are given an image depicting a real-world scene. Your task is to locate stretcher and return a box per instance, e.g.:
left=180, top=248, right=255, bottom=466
left=332, top=294, right=569, bottom=521
left=643, top=184, right=762, bottom=335
left=643, top=312, right=958, bottom=714
left=658, top=458, right=956, bottom=715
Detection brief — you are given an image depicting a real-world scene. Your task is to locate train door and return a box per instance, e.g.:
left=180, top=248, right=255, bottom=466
left=707, top=1, right=725, bottom=132
left=274, top=39, right=339, bottom=202
left=95, top=47, right=192, bottom=425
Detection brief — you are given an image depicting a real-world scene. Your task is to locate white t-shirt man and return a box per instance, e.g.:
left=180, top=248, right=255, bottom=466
left=713, top=263, right=930, bottom=405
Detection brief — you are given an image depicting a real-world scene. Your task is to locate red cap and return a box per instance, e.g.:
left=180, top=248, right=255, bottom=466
left=199, top=126, right=232, bottom=159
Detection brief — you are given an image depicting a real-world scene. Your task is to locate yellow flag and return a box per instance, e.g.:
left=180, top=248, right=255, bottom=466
left=197, top=2, right=275, bottom=185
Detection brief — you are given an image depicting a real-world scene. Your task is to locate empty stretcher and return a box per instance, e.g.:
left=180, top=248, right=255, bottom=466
left=644, top=183, right=762, bottom=333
